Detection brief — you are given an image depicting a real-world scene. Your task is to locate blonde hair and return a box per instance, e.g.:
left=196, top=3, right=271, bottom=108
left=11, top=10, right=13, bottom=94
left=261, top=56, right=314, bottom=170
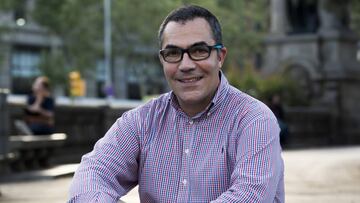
left=36, top=76, right=50, bottom=90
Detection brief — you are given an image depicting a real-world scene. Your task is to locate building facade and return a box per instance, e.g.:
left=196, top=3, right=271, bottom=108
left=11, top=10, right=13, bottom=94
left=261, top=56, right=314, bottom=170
left=264, top=0, right=360, bottom=144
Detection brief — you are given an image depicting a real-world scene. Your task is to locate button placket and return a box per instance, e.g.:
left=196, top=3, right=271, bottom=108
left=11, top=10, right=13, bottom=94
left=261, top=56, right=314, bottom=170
left=177, top=116, right=191, bottom=202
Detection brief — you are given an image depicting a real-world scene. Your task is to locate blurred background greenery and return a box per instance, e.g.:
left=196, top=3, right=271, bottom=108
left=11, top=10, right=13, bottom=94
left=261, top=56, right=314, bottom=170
left=1, top=0, right=360, bottom=105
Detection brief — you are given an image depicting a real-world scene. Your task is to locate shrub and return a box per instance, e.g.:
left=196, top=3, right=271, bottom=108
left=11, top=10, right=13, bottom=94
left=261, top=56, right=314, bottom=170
left=226, top=65, right=309, bottom=106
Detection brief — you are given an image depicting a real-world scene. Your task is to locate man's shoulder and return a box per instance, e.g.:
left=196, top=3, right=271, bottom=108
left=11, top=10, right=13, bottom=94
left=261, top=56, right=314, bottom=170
left=226, top=86, right=274, bottom=118
left=127, top=92, right=170, bottom=115
left=225, top=86, right=257, bottom=108
left=118, top=93, right=171, bottom=132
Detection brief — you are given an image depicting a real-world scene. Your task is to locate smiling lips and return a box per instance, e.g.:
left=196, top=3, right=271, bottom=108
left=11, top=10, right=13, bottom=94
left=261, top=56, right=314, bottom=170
left=177, top=76, right=203, bottom=83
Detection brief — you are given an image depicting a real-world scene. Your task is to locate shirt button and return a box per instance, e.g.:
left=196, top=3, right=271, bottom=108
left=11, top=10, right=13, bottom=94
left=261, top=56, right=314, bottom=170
left=182, top=179, right=187, bottom=186
left=189, top=120, right=194, bottom=125
left=207, top=112, right=211, bottom=116
left=184, top=149, right=190, bottom=155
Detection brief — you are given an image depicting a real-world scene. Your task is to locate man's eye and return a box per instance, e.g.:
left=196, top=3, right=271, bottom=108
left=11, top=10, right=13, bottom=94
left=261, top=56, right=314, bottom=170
left=190, top=46, right=209, bottom=56
left=164, top=49, right=180, bottom=57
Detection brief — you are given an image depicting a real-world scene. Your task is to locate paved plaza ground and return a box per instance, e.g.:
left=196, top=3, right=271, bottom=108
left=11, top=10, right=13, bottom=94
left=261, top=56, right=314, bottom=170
left=0, top=146, right=359, bottom=203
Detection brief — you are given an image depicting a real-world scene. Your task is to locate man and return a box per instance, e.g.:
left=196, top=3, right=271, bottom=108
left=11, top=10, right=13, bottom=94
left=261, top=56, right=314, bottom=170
left=69, top=5, right=284, bottom=202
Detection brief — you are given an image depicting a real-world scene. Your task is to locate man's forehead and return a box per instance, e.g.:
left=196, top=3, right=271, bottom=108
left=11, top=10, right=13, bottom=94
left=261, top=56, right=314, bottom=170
left=164, top=18, right=211, bottom=33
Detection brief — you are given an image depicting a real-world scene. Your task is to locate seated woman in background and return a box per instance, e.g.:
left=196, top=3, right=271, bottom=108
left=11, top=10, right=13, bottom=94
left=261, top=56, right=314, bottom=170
left=24, top=76, right=55, bottom=135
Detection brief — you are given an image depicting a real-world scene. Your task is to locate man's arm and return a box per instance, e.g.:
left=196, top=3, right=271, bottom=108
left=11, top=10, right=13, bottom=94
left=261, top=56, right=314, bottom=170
left=68, top=111, right=140, bottom=202
left=212, top=115, right=284, bottom=203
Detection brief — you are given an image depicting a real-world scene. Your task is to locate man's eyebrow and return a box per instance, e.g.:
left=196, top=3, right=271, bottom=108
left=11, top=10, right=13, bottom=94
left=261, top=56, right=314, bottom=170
left=163, top=41, right=208, bottom=49
left=163, top=44, right=179, bottom=49
left=191, top=41, right=208, bottom=46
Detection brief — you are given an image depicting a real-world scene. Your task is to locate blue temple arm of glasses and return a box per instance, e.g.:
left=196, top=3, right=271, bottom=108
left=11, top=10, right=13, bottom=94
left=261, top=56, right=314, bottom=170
left=214, top=44, right=224, bottom=49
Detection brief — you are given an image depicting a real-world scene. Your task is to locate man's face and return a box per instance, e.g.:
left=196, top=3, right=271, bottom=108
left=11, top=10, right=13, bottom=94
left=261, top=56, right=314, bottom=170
left=160, top=17, right=227, bottom=116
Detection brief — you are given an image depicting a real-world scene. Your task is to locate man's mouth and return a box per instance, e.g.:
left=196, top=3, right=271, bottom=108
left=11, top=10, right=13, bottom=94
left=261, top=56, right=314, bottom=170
left=178, top=77, right=203, bottom=83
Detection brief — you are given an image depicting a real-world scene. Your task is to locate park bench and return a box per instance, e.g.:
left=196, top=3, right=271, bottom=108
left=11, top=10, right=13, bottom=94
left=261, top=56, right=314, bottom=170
left=8, top=133, right=67, bottom=171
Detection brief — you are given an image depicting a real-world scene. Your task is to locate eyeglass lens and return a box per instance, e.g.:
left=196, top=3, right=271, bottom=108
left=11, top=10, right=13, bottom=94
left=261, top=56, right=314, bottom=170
left=161, top=44, right=215, bottom=63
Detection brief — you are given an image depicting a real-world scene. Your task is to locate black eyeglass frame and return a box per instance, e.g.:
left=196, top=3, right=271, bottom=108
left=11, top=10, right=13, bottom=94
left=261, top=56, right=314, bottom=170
left=159, top=44, right=224, bottom=63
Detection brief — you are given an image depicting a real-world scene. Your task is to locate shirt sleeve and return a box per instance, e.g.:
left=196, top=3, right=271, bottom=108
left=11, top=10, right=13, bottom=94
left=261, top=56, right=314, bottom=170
left=68, top=111, right=140, bottom=203
left=211, top=108, right=284, bottom=203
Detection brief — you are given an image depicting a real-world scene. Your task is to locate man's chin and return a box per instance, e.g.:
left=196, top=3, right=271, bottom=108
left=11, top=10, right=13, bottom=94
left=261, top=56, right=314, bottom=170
left=177, top=94, right=204, bottom=105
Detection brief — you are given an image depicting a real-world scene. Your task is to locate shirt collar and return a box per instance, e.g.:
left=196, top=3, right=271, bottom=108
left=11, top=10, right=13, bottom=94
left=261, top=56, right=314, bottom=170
left=207, top=71, right=230, bottom=115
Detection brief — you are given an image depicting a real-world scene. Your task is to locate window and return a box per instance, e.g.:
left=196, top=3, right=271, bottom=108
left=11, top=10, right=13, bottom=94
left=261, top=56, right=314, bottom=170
left=11, top=48, right=41, bottom=77
left=11, top=47, right=41, bottom=94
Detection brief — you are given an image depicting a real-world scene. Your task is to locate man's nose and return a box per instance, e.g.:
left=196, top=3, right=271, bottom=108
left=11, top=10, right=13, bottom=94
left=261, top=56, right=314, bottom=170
left=179, top=52, right=196, bottom=72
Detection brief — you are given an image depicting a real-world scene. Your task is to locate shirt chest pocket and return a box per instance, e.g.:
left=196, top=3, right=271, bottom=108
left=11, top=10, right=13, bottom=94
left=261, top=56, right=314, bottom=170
left=189, top=145, right=231, bottom=196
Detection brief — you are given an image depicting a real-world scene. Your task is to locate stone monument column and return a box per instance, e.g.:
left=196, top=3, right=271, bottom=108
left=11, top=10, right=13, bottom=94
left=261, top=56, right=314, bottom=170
left=317, top=0, right=358, bottom=77
left=318, top=0, right=350, bottom=33
left=270, top=0, right=289, bottom=34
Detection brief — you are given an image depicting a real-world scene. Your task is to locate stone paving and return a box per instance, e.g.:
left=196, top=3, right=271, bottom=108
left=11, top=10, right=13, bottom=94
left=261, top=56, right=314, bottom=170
left=0, top=146, right=359, bottom=203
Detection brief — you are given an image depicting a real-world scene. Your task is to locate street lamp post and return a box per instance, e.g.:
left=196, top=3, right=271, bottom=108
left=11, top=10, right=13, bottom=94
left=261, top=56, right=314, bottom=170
left=104, top=0, right=113, bottom=98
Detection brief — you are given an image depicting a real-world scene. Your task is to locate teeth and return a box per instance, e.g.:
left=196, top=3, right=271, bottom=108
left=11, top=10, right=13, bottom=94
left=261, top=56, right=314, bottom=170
left=180, top=77, right=201, bottom=83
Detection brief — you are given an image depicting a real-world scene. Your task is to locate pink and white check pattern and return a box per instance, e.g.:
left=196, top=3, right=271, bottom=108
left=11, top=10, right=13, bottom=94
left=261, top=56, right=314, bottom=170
left=69, top=73, right=284, bottom=203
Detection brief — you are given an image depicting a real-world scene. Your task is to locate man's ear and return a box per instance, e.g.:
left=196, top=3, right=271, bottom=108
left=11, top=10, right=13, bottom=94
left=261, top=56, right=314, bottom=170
left=218, top=47, right=227, bottom=68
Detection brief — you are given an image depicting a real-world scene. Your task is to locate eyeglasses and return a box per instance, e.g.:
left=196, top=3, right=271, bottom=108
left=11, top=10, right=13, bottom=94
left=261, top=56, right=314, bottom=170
left=159, top=44, right=223, bottom=63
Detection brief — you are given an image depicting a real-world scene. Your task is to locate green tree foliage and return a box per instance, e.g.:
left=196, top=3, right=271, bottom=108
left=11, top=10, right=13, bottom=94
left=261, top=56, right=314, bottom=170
left=215, top=0, right=269, bottom=67
left=38, top=51, right=67, bottom=87
left=111, top=0, right=180, bottom=54
left=0, top=0, right=22, bottom=10
left=32, top=0, right=103, bottom=74
left=28, top=0, right=269, bottom=71
left=227, top=62, right=309, bottom=106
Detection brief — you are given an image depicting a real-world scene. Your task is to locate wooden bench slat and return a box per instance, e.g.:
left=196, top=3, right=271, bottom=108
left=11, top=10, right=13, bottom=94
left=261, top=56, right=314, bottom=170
left=9, top=133, right=67, bottom=150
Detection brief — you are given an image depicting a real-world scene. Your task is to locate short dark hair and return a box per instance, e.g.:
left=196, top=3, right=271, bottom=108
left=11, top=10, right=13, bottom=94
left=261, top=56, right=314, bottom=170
left=158, top=5, right=222, bottom=48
